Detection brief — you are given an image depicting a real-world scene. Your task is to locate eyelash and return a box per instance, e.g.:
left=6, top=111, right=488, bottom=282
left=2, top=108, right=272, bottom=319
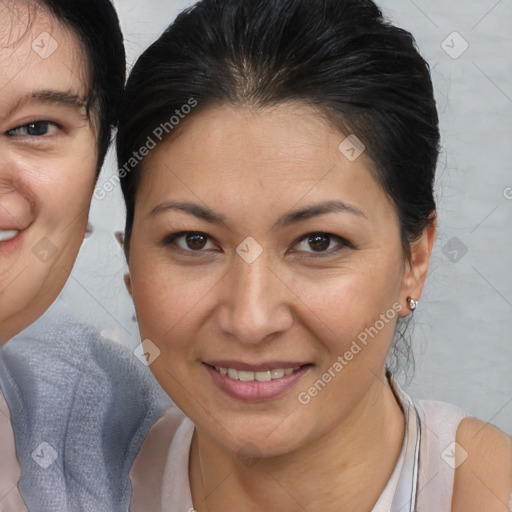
left=160, top=231, right=352, bottom=257
left=160, top=232, right=219, bottom=256
left=292, top=232, right=352, bottom=256
left=6, top=120, right=61, bottom=138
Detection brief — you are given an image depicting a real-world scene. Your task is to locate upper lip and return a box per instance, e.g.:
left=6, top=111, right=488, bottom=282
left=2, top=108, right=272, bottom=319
left=0, top=212, right=27, bottom=232
left=204, top=361, right=311, bottom=371
left=0, top=227, right=22, bottom=232
left=0, top=192, right=32, bottom=232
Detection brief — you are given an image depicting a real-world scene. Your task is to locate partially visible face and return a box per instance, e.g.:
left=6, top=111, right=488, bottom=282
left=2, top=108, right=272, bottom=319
left=0, top=2, right=98, bottom=342
left=128, top=104, right=424, bottom=458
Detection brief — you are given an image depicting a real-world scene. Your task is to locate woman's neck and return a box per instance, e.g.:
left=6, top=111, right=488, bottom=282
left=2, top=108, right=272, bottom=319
left=189, top=374, right=405, bottom=512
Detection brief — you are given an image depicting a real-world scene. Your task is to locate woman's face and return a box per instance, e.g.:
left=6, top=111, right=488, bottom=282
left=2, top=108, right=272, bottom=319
left=0, top=3, right=98, bottom=342
left=128, top=104, right=433, bottom=457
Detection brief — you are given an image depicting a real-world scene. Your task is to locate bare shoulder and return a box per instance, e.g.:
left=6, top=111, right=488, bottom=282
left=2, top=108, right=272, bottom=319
left=456, top=417, right=512, bottom=467
left=451, top=417, right=512, bottom=512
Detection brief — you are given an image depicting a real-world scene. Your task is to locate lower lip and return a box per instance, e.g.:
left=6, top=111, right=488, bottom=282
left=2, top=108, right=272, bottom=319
left=0, top=231, right=24, bottom=257
left=204, top=364, right=311, bottom=403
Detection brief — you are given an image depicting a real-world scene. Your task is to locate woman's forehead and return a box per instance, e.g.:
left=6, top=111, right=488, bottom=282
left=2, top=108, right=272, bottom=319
left=145, top=103, right=354, bottom=171
left=134, top=104, right=398, bottom=227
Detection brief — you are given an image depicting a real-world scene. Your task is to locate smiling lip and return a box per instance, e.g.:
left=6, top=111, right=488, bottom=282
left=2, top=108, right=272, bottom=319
left=0, top=229, right=24, bottom=257
left=0, top=229, right=20, bottom=242
left=204, top=361, right=311, bottom=402
left=0, top=210, right=27, bottom=256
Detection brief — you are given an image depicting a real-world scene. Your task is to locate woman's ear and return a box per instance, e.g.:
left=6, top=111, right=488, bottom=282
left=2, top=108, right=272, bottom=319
left=124, top=273, right=133, bottom=297
left=115, top=231, right=125, bottom=246
left=399, top=211, right=437, bottom=316
left=115, top=231, right=133, bottom=297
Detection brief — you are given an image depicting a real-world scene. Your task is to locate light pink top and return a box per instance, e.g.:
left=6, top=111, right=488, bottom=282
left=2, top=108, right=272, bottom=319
left=130, top=398, right=512, bottom=512
left=0, top=391, right=28, bottom=512
left=1, top=387, right=511, bottom=510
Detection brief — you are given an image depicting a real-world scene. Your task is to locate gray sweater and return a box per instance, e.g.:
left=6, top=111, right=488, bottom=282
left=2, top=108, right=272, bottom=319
left=0, top=306, right=167, bottom=512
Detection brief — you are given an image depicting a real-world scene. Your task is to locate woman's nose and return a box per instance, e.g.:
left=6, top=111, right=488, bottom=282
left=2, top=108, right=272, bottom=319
left=215, top=252, right=294, bottom=345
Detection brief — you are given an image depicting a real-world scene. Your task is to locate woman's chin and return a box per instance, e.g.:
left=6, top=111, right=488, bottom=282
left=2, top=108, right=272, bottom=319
left=196, top=415, right=313, bottom=462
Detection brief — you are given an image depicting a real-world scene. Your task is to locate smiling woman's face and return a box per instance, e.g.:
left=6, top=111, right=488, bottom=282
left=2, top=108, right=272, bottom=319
left=128, top=104, right=432, bottom=457
left=0, top=3, right=97, bottom=342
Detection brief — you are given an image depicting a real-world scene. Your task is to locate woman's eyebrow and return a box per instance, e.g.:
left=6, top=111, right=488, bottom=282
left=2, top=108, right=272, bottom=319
left=149, top=200, right=227, bottom=224
left=148, top=199, right=366, bottom=227
left=274, top=200, right=366, bottom=228
left=5, top=90, right=87, bottom=118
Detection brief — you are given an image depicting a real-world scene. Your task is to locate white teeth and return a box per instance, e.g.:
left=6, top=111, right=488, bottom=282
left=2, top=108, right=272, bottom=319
left=255, top=371, right=272, bottom=382
left=271, top=369, right=284, bottom=379
left=238, top=370, right=255, bottom=382
left=0, top=230, right=19, bottom=242
left=214, top=366, right=302, bottom=381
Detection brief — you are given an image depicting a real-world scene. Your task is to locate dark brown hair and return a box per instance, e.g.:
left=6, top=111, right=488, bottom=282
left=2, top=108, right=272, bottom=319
left=117, top=0, right=439, bottom=257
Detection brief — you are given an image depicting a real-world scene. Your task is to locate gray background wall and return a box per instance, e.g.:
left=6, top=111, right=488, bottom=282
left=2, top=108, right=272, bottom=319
left=38, top=0, right=512, bottom=431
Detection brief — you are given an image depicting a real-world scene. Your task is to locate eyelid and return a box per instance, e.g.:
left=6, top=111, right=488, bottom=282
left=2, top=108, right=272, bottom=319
left=159, top=230, right=353, bottom=258
left=5, top=120, right=62, bottom=137
left=160, top=231, right=220, bottom=252
left=291, top=232, right=353, bottom=255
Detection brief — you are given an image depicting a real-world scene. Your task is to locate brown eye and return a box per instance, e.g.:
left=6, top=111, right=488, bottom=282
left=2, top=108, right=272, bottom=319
left=293, top=232, right=348, bottom=255
left=308, top=234, right=331, bottom=252
left=161, top=231, right=217, bottom=252
left=186, top=233, right=208, bottom=250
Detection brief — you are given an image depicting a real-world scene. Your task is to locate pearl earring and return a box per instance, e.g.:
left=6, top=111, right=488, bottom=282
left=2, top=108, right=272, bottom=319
left=407, top=297, right=417, bottom=312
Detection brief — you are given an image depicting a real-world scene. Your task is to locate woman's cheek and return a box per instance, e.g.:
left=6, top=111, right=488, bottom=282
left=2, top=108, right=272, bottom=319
left=297, top=271, right=398, bottom=363
left=131, top=262, right=200, bottom=340
left=292, top=272, right=368, bottom=325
